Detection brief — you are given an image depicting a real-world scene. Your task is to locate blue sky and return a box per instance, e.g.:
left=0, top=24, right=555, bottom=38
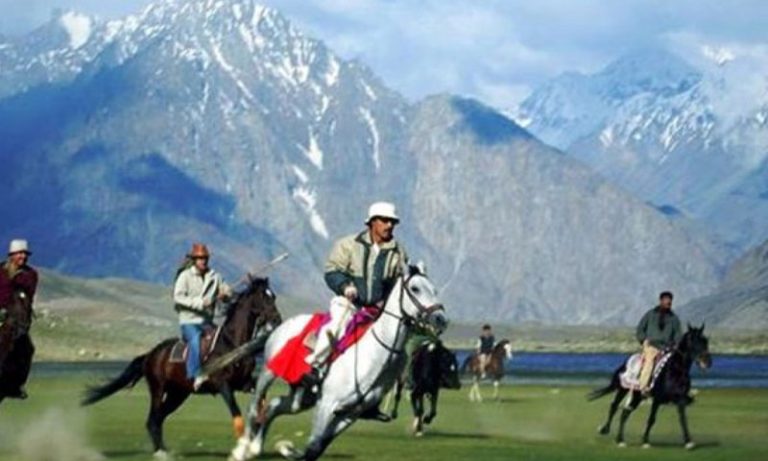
left=1, top=0, right=766, bottom=108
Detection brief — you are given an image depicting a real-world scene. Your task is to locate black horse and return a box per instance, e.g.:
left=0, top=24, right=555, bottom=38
left=588, top=324, right=712, bottom=449
left=81, top=277, right=281, bottom=457
left=0, top=291, right=35, bottom=406
left=389, top=340, right=461, bottom=436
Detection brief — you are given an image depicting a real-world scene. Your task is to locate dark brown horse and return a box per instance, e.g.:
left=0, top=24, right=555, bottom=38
left=388, top=340, right=461, bottom=436
left=462, top=339, right=512, bottom=402
left=81, top=277, right=281, bottom=458
left=0, top=290, right=35, bottom=406
left=589, top=325, right=712, bottom=449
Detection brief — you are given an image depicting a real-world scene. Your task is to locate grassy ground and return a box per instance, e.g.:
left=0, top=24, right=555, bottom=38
left=0, top=376, right=765, bottom=460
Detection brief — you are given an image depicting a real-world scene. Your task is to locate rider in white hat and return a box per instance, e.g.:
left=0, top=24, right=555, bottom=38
left=0, top=239, right=39, bottom=399
left=305, top=202, right=407, bottom=386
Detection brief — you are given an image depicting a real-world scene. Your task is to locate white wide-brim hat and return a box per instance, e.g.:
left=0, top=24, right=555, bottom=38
left=365, top=201, right=400, bottom=225
left=8, top=239, right=31, bottom=255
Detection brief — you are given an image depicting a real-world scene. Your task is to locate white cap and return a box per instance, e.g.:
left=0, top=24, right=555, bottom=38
left=365, top=202, right=400, bottom=225
left=8, top=239, right=31, bottom=255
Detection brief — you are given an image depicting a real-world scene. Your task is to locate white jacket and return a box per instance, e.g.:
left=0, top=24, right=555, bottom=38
left=173, top=265, right=229, bottom=325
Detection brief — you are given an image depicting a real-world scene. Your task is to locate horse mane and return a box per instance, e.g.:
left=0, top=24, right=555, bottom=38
left=222, top=277, right=270, bottom=323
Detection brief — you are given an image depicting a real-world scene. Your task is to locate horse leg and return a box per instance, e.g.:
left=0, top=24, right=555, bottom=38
left=389, top=378, right=404, bottom=419
left=493, top=380, right=500, bottom=401
left=641, top=399, right=661, bottom=447
left=286, top=404, right=355, bottom=461
left=424, top=389, right=438, bottom=425
left=219, top=383, right=245, bottom=438
left=615, top=391, right=640, bottom=447
left=146, top=383, right=189, bottom=457
left=410, top=391, right=424, bottom=436
left=677, top=402, right=695, bottom=449
left=598, top=388, right=627, bottom=435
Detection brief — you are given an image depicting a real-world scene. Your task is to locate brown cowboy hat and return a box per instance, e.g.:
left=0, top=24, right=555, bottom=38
left=188, top=243, right=210, bottom=259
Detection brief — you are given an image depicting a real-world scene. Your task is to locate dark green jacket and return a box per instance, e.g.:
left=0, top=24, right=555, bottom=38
left=636, top=306, right=683, bottom=349
left=324, top=231, right=407, bottom=306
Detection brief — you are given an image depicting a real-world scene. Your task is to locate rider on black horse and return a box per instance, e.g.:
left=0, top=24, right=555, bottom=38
left=636, top=291, right=683, bottom=394
left=0, top=239, right=38, bottom=399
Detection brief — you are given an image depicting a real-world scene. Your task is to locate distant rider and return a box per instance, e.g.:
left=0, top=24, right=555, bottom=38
left=635, top=291, right=683, bottom=393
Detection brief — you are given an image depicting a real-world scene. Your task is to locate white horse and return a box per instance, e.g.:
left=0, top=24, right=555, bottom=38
left=230, top=264, right=447, bottom=461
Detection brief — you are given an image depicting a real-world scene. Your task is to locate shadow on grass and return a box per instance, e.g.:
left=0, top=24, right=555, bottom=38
left=101, top=450, right=151, bottom=458
left=422, top=430, right=491, bottom=440
left=644, top=440, right=721, bottom=450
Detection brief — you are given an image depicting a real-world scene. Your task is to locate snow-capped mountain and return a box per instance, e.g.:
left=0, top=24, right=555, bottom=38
left=0, top=1, right=728, bottom=325
left=516, top=48, right=768, bottom=251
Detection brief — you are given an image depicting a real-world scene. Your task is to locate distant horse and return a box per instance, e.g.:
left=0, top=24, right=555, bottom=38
left=0, top=290, right=35, bottom=406
left=388, top=340, right=461, bottom=436
left=588, top=324, right=712, bottom=449
left=225, top=264, right=447, bottom=461
left=463, top=339, right=512, bottom=402
left=81, top=277, right=282, bottom=458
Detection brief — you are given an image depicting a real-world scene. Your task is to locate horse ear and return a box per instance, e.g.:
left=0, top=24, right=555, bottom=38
left=416, top=260, right=428, bottom=276
left=687, top=322, right=693, bottom=331
left=700, top=322, right=705, bottom=332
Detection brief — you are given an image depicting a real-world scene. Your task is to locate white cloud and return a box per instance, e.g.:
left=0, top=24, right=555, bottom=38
left=2, top=0, right=765, bottom=112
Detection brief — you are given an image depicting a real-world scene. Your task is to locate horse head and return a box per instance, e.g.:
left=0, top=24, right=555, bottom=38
left=227, top=277, right=282, bottom=345
left=683, top=323, right=712, bottom=370
left=495, top=339, right=513, bottom=360
left=398, top=263, right=448, bottom=334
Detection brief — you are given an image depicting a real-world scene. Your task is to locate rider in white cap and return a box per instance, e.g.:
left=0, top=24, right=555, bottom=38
left=305, top=202, right=408, bottom=382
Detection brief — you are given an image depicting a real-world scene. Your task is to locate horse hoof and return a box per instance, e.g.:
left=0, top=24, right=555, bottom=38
left=415, top=431, right=424, bottom=438
left=153, top=450, right=170, bottom=461
left=642, top=443, right=651, bottom=449
left=276, top=439, right=296, bottom=458
left=617, top=442, right=627, bottom=448
left=685, top=442, right=696, bottom=450
left=597, top=425, right=609, bottom=435
left=247, top=438, right=263, bottom=457
left=230, top=437, right=249, bottom=461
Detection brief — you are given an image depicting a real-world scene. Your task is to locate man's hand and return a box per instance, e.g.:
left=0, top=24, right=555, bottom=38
left=643, top=339, right=650, bottom=348
left=343, top=284, right=358, bottom=302
left=203, top=297, right=214, bottom=309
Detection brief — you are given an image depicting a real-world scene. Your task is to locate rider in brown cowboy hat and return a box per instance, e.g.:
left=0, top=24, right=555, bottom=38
left=173, top=243, right=231, bottom=391
left=0, top=239, right=38, bottom=398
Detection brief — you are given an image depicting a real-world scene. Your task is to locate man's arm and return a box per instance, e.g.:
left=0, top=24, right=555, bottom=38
left=173, top=271, right=205, bottom=310
left=14, top=268, right=38, bottom=300
left=671, top=315, right=684, bottom=346
left=636, top=310, right=650, bottom=344
left=324, top=239, right=354, bottom=295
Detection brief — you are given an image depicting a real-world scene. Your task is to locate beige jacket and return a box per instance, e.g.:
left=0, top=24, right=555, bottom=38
left=173, top=265, right=229, bottom=325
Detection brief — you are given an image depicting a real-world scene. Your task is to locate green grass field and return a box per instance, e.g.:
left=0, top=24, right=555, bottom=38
left=1, top=376, right=766, bottom=461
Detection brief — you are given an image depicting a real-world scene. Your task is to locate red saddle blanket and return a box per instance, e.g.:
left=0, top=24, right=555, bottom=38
left=267, top=307, right=380, bottom=385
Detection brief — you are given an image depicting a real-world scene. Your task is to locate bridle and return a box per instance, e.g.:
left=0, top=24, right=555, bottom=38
left=370, top=271, right=444, bottom=353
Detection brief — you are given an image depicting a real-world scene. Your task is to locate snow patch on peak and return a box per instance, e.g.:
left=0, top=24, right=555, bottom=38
left=361, top=81, right=377, bottom=101
left=359, top=107, right=381, bottom=171
left=325, top=56, right=340, bottom=86
left=59, top=11, right=92, bottom=49
left=292, top=187, right=329, bottom=239
left=299, top=131, right=324, bottom=170
left=702, top=46, right=735, bottom=67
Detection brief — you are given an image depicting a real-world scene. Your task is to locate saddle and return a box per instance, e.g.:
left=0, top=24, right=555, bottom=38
left=619, top=351, right=673, bottom=391
left=169, top=325, right=222, bottom=364
left=267, top=307, right=380, bottom=386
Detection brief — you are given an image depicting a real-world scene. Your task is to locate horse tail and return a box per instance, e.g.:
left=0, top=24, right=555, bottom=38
left=586, top=365, right=622, bottom=401
left=81, top=353, right=146, bottom=406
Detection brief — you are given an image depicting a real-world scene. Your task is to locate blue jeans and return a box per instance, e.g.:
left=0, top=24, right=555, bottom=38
left=181, top=323, right=206, bottom=379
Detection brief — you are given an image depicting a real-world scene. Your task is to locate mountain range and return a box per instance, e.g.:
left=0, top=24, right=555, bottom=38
left=0, top=0, right=729, bottom=326
left=516, top=48, right=768, bottom=252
